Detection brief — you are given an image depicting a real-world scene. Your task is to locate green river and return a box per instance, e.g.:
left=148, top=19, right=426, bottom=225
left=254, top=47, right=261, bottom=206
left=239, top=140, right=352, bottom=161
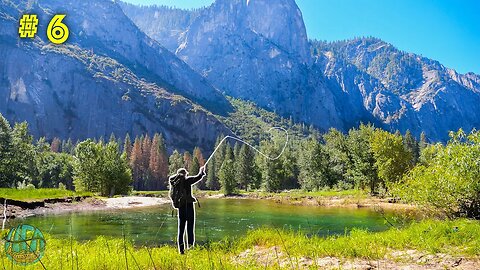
left=14, top=199, right=398, bottom=246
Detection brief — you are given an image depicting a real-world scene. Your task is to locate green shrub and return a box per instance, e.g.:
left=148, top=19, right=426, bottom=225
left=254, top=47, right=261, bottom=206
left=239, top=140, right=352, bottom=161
left=392, top=130, right=480, bottom=219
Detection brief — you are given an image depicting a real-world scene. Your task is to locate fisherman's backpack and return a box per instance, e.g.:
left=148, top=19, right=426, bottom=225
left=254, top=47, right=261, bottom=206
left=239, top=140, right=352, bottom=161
left=169, top=176, right=186, bottom=209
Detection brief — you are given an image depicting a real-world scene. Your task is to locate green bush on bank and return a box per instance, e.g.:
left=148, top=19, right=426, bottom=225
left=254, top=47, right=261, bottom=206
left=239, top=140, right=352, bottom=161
left=392, top=130, right=480, bottom=219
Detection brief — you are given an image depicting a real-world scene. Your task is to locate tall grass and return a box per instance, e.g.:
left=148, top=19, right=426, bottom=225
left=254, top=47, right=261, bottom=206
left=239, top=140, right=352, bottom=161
left=0, top=219, right=478, bottom=269
left=240, top=219, right=480, bottom=259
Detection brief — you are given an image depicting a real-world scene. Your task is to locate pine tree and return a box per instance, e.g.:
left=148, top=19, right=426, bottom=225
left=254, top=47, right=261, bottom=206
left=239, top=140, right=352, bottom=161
left=219, top=145, right=236, bottom=195
left=130, top=137, right=142, bottom=190
left=280, top=143, right=299, bottom=189
left=148, top=134, right=161, bottom=190
left=214, top=135, right=226, bottom=170
left=225, top=145, right=234, bottom=164
left=206, top=158, right=218, bottom=190
left=169, top=150, right=184, bottom=175
left=404, top=130, right=420, bottom=165
left=117, top=137, right=123, bottom=152
left=235, top=144, right=257, bottom=191
left=419, top=132, right=428, bottom=151
left=157, top=134, right=169, bottom=189
left=0, top=114, right=13, bottom=187
left=61, top=138, right=74, bottom=154
left=36, top=137, right=50, bottom=152
left=51, top=137, right=61, bottom=152
left=257, top=140, right=283, bottom=192
left=323, top=128, right=353, bottom=186
left=109, top=133, right=116, bottom=143
left=140, top=134, right=152, bottom=189
left=298, top=139, right=332, bottom=191
left=61, top=139, right=67, bottom=153
left=193, top=147, right=205, bottom=167
left=141, top=134, right=151, bottom=167
left=233, top=142, right=241, bottom=160
left=183, top=151, right=193, bottom=171
left=206, top=135, right=223, bottom=190
left=149, top=133, right=169, bottom=190
left=192, top=147, right=206, bottom=189
left=124, top=133, right=132, bottom=158
left=191, top=156, right=200, bottom=179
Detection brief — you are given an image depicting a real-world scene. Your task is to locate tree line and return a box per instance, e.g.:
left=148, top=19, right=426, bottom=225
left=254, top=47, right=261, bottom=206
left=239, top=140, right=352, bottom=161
left=0, top=113, right=424, bottom=195
left=204, top=124, right=426, bottom=195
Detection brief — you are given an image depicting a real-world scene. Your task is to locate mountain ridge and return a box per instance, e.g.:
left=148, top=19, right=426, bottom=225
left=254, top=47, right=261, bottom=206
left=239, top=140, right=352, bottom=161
left=1, top=0, right=479, bottom=144
left=121, top=0, right=480, bottom=141
left=0, top=0, right=233, bottom=151
left=312, top=37, right=480, bottom=141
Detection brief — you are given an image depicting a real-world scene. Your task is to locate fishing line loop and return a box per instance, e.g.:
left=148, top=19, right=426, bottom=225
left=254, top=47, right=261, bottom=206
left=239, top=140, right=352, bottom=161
left=204, top=127, right=289, bottom=166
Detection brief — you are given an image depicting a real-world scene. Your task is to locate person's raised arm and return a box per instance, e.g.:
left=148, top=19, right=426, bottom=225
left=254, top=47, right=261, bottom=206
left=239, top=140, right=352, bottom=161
left=185, top=166, right=206, bottom=185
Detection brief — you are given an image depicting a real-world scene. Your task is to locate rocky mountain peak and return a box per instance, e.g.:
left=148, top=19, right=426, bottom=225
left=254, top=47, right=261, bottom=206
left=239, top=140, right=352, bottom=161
left=244, top=0, right=309, bottom=61
left=184, top=0, right=309, bottom=63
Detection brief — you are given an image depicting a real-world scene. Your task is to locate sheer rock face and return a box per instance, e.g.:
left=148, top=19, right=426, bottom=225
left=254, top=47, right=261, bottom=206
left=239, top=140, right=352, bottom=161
left=0, top=0, right=231, bottom=151
left=119, top=3, right=201, bottom=53
left=172, top=0, right=357, bottom=131
left=49, top=0, right=232, bottom=116
left=123, top=0, right=480, bottom=141
left=122, top=0, right=380, bottom=133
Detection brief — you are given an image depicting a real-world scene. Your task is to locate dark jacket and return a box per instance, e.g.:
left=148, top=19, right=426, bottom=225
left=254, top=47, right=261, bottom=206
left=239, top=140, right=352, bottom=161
left=169, top=170, right=206, bottom=204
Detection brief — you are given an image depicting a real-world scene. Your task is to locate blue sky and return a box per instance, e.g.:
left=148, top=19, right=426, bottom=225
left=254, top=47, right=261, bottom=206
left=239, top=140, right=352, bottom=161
left=123, top=0, right=480, bottom=74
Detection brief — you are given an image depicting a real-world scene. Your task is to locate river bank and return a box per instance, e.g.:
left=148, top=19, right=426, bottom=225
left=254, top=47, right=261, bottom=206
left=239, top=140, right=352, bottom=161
left=2, top=189, right=417, bottom=220
left=213, top=191, right=417, bottom=212
left=2, top=196, right=171, bottom=219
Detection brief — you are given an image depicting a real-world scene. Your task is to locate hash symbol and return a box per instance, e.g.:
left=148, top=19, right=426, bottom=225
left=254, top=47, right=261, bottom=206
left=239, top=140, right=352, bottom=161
left=19, top=14, right=39, bottom=38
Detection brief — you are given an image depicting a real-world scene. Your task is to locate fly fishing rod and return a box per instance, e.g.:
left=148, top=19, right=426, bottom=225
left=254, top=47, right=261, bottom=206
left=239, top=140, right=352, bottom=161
left=203, top=127, right=289, bottom=167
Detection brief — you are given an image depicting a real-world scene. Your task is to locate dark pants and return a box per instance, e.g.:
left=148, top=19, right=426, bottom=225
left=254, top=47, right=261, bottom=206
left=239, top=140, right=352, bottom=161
left=177, top=202, right=195, bottom=253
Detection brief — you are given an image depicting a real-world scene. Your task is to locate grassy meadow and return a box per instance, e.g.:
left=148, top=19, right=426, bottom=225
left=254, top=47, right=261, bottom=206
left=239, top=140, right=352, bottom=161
left=0, top=188, right=93, bottom=202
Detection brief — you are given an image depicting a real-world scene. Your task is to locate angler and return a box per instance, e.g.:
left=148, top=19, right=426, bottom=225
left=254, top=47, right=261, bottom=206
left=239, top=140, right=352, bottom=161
left=169, top=166, right=206, bottom=254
